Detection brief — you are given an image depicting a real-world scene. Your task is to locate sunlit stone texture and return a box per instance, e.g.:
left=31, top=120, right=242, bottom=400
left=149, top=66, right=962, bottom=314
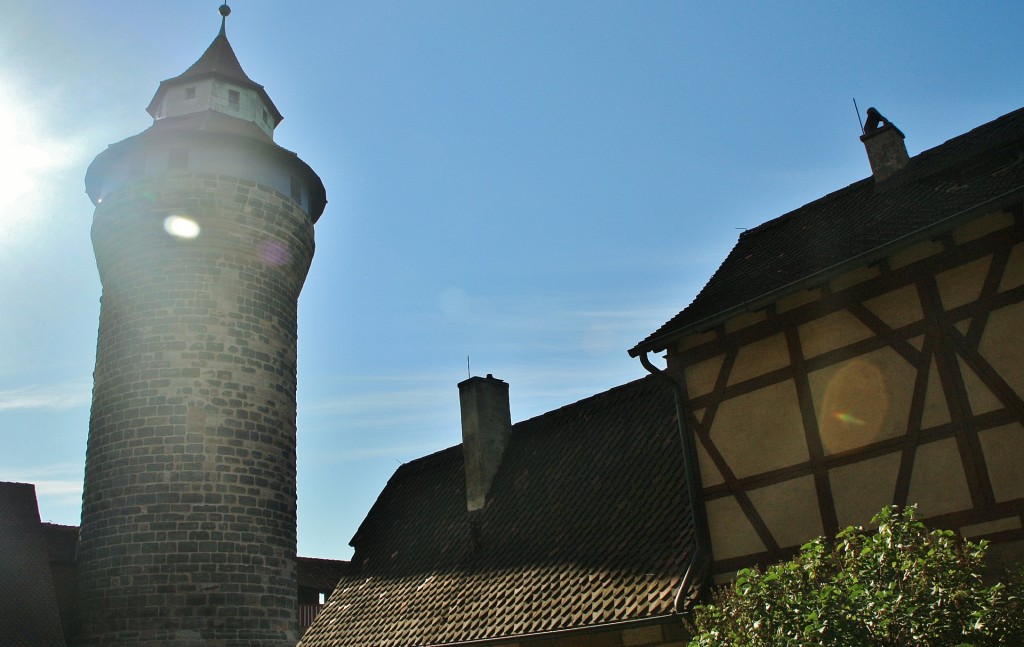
left=75, top=14, right=325, bottom=646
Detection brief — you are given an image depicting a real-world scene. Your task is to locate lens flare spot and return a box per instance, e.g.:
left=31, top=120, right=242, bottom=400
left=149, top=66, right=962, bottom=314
left=164, top=215, right=200, bottom=239
left=259, top=240, right=291, bottom=266
left=833, top=410, right=867, bottom=426
left=818, top=358, right=889, bottom=454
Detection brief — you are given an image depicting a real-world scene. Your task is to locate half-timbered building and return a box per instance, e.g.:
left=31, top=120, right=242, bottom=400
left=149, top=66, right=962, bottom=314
left=631, top=106, right=1024, bottom=582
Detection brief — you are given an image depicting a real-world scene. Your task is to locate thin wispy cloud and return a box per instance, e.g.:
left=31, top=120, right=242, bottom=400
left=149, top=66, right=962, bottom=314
left=1, top=463, right=84, bottom=508
left=0, top=382, right=91, bottom=411
left=302, top=442, right=445, bottom=465
left=429, top=291, right=683, bottom=354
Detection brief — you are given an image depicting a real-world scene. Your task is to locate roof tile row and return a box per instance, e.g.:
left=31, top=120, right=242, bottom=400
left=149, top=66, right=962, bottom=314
left=300, top=377, right=690, bottom=646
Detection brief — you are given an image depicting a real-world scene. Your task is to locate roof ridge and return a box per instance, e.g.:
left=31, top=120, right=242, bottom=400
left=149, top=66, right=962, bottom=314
left=740, top=106, right=1024, bottom=241
left=391, top=376, right=660, bottom=475
left=913, top=105, right=1024, bottom=163
left=632, top=104, right=1024, bottom=356
left=740, top=176, right=873, bottom=239
left=512, top=375, right=660, bottom=428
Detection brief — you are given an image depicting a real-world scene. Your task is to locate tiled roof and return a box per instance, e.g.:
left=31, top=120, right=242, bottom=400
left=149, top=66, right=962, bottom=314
left=175, top=22, right=256, bottom=88
left=298, top=556, right=350, bottom=592
left=145, top=22, right=283, bottom=124
left=299, top=376, right=693, bottom=647
left=0, top=482, right=68, bottom=646
left=632, top=106, right=1024, bottom=356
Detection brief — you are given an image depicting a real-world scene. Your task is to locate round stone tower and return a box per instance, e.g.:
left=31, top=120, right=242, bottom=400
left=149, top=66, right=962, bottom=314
left=76, top=7, right=326, bottom=646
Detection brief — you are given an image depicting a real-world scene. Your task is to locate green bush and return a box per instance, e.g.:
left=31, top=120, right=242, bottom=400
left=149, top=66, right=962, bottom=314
left=687, top=506, right=1024, bottom=646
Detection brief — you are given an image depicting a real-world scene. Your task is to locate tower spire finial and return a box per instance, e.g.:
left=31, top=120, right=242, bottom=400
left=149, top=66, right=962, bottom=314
left=219, top=3, right=231, bottom=31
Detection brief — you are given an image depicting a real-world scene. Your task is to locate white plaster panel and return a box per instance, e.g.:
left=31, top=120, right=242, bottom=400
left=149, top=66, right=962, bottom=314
left=978, top=301, right=1024, bottom=399
left=862, top=283, right=924, bottom=330
left=978, top=423, right=1024, bottom=502
left=829, top=451, right=901, bottom=529
left=921, top=358, right=951, bottom=429
left=696, top=441, right=724, bottom=488
left=798, top=309, right=874, bottom=359
left=936, top=255, right=992, bottom=311
left=709, top=379, right=807, bottom=478
left=952, top=210, right=1014, bottom=245
left=684, top=354, right=725, bottom=399
left=706, top=495, right=766, bottom=561
left=958, top=356, right=1002, bottom=416
left=999, top=242, right=1024, bottom=293
left=888, top=239, right=944, bottom=271
left=776, top=288, right=822, bottom=314
left=724, top=310, right=767, bottom=334
left=830, top=265, right=881, bottom=292
left=747, top=475, right=824, bottom=549
left=907, top=437, right=972, bottom=517
left=728, top=333, right=789, bottom=386
left=677, top=329, right=718, bottom=353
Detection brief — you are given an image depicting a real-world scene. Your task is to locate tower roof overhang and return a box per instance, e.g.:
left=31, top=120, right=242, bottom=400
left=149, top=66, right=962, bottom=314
left=85, top=123, right=327, bottom=223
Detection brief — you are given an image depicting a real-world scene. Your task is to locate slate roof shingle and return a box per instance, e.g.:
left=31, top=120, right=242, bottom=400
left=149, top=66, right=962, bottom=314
left=632, top=106, right=1024, bottom=356
left=299, top=376, right=693, bottom=647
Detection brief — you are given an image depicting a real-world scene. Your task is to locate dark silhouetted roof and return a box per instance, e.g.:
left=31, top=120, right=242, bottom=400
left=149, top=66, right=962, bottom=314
left=298, top=556, right=349, bottom=593
left=299, top=376, right=693, bottom=647
left=0, top=482, right=68, bottom=646
left=632, top=106, right=1024, bottom=356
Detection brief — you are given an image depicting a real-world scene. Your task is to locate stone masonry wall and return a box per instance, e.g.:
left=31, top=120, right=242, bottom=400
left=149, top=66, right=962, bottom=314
left=76, top=171, right=315, bottom=646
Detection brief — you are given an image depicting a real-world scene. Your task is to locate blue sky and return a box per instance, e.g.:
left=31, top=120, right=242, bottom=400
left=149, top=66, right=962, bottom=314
left=0, top=1, right=1020, bottom=560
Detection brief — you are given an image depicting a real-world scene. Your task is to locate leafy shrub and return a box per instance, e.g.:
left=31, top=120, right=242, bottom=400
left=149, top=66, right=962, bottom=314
left=688, top=506, right=1024, bottom=646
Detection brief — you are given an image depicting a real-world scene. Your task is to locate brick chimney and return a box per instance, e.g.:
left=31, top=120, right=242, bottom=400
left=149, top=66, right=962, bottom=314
left=860, top=107, right=909, bottom=182
left=459, top=374, right=512, bottom=512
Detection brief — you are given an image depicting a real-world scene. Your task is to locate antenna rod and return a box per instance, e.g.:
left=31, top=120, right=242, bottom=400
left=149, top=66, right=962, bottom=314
left=853, top=98, right=864, bottom=135
left=467, top=355, right=471, bottom=379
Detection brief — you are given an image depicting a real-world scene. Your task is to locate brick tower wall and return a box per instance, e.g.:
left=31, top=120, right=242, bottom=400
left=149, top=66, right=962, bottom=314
left=76, top=170, right=315, bottom=646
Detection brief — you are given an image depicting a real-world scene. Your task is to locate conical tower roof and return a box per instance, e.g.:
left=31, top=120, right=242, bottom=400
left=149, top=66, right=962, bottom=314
left=145, top=13, right=283, bottom=126
left=176, top=20, right=256, bottom=86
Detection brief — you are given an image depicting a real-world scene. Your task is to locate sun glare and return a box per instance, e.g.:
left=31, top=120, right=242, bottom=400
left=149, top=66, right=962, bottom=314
left=0, top=74, right=80, bottom=218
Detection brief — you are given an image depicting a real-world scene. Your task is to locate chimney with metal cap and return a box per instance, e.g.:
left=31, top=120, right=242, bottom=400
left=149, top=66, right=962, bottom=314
left=459, top=374, right=512, bottom=511
left=860, top=107, right=910, bottom=182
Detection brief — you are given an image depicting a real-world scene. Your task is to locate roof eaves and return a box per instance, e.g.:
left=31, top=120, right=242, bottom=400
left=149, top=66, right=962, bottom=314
left=419, top=613, right=681, bottom=647
left=628, top=183, right=1024, bottom=357
left=631, top=107, right=1024, bottom=358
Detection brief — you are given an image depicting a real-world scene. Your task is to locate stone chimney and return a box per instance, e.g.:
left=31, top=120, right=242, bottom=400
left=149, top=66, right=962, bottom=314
left=459, top=374, right=512, bottom=512
left=860, top=107, right=909, bottom=182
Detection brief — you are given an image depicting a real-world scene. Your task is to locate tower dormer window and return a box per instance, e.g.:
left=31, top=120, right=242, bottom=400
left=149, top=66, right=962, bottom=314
left=290, top=176, right=302, bottom=203
left=228, top=89, right=240, bottom=110
left=262, top=108, right=269, bottom=124
left=185, top=86, right=196, bottom=100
